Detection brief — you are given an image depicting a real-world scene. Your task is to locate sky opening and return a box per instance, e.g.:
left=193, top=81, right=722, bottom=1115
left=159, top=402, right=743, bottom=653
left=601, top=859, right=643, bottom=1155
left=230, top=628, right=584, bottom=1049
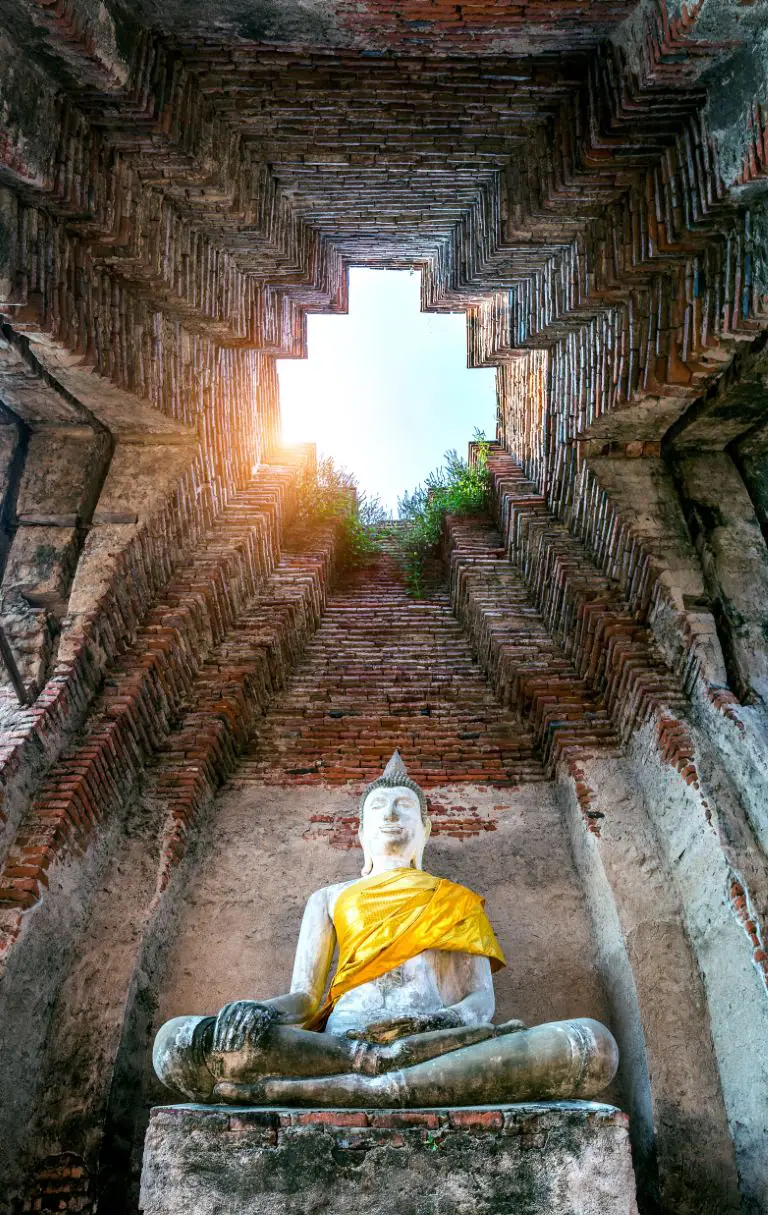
left=277, top=268, right=496, bottom=516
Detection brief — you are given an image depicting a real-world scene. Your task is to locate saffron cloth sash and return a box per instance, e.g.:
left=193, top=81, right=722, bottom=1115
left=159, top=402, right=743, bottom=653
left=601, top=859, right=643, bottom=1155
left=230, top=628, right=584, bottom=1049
left=307, top=867, right=505, bottom=1029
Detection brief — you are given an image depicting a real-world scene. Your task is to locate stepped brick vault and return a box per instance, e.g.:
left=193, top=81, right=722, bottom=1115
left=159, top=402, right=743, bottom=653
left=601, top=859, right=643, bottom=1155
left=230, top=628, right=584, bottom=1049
left=2, top=0, right=768, bottom=1211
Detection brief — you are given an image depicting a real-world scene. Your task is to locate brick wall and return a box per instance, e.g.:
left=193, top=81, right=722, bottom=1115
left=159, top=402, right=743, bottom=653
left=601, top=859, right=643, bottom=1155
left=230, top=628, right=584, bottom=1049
left=0, top=461, right=306, bottom=952
left=241, top=537, right=546, bottom=790
left=444, top=510, right=616, bottom=829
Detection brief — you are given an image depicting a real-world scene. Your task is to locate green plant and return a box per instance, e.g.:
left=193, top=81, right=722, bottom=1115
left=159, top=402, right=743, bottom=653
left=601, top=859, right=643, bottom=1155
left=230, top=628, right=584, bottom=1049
left=397, top=430, right=491, bottom=597
left=294, top=455, right=388, bottom=569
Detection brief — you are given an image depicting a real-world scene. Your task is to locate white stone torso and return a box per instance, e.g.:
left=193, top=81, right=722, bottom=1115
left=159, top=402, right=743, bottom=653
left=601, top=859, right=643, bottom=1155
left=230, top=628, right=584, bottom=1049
left=321, top=878, right=488, bottom=1036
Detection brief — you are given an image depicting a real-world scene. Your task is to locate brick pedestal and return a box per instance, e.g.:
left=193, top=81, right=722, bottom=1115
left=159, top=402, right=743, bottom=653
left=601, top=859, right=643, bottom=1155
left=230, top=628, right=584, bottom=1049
left=139, top=1102, right=638, bottom=1215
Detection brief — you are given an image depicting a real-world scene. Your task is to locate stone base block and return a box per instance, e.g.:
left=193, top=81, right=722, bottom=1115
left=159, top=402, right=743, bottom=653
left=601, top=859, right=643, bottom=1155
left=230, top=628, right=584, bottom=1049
left=139, top=1102, right=638, bottom=1215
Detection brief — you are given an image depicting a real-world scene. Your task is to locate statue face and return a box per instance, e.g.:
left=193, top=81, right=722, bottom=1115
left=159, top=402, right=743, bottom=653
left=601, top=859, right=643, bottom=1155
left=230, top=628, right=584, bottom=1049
left=360, top=785, right=428, bottom=866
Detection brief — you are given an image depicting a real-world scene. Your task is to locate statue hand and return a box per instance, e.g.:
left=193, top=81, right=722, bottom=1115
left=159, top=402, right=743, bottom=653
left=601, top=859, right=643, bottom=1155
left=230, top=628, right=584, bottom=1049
left=212, top=1000, right=278, bottom=1053
left=495, top=1019, right=527, bottom=1035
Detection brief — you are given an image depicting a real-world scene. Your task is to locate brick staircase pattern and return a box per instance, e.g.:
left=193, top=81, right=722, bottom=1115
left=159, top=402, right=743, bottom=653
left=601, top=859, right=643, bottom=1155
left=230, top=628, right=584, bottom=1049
left=241, top=538, right=546, bottom=790
left=149, top=520, right=338, bottom=899
left=476, top=447, right=703, bottom=795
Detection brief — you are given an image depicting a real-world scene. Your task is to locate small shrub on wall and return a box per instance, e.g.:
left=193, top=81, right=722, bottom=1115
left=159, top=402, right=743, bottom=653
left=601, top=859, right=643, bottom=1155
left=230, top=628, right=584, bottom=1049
left=397, top=430, right=491, bottom=597
left=294, top=455, right=387, bottom=569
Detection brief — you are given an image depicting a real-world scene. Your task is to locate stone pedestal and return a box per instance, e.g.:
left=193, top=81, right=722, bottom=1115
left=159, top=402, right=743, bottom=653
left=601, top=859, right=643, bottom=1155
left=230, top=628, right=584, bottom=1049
left=139, top=1102, right=638, bottom=1215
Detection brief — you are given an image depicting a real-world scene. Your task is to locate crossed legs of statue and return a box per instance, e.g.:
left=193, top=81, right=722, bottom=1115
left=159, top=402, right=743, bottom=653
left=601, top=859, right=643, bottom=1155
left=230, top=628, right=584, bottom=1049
left=154, top=1011, right=618, bottom=1108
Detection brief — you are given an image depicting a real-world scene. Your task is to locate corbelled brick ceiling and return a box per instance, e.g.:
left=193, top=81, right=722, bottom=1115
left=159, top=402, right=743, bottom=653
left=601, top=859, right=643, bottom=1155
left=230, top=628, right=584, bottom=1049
left=111, top=0, right=643, bottom=51
left=179, top=49, right=580, bottom=260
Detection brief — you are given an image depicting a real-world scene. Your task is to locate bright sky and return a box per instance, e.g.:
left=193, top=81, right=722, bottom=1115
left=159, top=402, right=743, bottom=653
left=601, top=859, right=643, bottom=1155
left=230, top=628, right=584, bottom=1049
left=277, top=268, right=497, bottom=515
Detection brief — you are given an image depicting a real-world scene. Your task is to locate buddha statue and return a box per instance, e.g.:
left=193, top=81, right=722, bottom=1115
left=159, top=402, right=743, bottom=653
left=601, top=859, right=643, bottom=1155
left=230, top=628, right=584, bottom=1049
left=154, top=752, right=618, bottom=1107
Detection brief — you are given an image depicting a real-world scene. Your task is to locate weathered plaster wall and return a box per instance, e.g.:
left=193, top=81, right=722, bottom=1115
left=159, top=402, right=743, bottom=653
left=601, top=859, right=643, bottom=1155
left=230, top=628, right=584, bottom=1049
left=559, top=756, right=741, bottom=1215
left=622, top=721, right=768, bottom=1214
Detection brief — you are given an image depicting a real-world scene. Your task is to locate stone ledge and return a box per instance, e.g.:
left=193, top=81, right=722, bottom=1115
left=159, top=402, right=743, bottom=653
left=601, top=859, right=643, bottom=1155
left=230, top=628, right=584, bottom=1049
left=140, top=1102, right=639, bottom=1215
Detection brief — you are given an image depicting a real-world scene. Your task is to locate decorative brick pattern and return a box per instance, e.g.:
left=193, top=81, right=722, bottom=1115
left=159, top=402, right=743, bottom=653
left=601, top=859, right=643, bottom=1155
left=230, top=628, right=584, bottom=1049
left=179, top=47, right=579, bottom=264
left=445, top=513, right=616, bottom=778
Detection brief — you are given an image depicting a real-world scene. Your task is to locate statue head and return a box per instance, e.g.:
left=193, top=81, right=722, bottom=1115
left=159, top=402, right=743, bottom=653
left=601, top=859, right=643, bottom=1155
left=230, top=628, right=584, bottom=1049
left=358, top=751, right=431, bottom=876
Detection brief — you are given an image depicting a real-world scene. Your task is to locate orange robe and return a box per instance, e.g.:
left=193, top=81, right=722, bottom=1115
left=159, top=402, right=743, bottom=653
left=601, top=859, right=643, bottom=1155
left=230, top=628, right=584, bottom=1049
left=308, top=867, right=505, bottom=1030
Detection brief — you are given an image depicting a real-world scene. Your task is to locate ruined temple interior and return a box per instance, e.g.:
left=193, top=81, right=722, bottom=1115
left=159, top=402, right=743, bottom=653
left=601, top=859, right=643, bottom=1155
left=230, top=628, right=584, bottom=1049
left=2, top=0, right=768, bottom=1211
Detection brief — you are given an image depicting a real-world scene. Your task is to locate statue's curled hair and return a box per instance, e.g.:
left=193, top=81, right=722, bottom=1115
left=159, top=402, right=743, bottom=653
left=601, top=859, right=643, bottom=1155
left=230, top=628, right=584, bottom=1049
left=359, top=750, right=428, bottom=824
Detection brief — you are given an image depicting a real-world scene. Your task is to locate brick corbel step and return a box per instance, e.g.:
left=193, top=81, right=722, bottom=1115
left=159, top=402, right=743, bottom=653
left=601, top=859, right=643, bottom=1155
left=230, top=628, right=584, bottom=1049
left=485, top=448, right=698, bottom=764
left=569, top=457, right=740, bottom=708
left=0, top=463, right=304, bottom=967
left=0, top=26, right=344, bottom=341
left=148, top=526, right=337, bottom=901
left=0, top=445, right=221, bottom=861
left=444, top=514, right=616, bottom=822
left=428, top=33, right=725, bottom=311
left=468, top=91, right=747, bottom=359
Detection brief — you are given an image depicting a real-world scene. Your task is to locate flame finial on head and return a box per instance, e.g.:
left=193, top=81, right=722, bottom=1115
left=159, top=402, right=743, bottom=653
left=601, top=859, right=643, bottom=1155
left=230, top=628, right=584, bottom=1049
left=381, top=750, right=410, bottom=783
left=359, top=750, right=428, bottom=822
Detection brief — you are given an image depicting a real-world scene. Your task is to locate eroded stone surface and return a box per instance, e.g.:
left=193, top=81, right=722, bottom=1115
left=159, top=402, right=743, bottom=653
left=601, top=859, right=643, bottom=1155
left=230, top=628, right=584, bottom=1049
left=139, top=1102, right=638, bottom=1215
